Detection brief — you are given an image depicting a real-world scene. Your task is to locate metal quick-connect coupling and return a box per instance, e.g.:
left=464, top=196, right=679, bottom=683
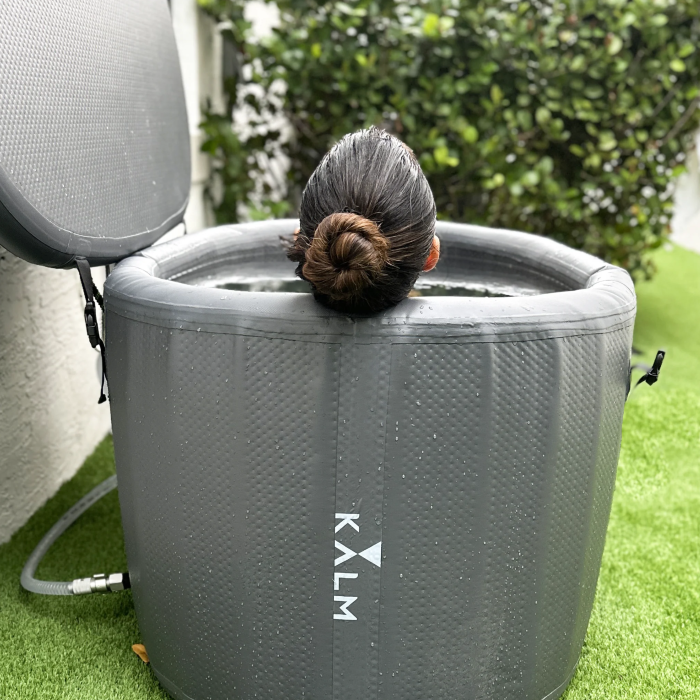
left=70, top=572, right=130, bottom=595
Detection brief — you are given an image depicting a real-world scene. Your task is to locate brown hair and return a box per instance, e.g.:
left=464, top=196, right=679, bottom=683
left=287, top=128, right=436, bottom=314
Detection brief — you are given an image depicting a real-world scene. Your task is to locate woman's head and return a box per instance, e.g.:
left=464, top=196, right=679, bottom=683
left=287, top=127, right=438, bottom=314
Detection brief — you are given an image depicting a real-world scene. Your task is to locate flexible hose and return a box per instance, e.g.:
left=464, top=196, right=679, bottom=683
left=21, top=475, right=120, bottom=595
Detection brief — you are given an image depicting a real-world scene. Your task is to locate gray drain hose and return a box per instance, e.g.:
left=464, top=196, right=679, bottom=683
left=21, top=475, right=129, bottom=596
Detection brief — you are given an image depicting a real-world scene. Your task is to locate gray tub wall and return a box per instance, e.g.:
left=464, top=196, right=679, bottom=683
left=107, top=314, right=631, bottom=700
left=105, top=220, right=634, bottom=700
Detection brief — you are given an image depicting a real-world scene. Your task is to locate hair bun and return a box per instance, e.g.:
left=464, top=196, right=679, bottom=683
left=303, top=213, right=389, bottom=301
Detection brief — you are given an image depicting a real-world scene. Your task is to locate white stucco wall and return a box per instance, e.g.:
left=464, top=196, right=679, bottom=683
left=0, top=0, right=219, bottom=544
left=0, top=254, right=111, bottom=543
left=172, top=0, right=223, bottom=234
left=671, top=131, right=700, bottom=254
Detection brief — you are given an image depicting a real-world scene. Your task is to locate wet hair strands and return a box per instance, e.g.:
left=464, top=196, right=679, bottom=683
left=288, top=128, right=437, bottom=314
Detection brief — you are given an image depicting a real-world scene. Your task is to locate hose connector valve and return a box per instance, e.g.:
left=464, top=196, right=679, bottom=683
left=70, top=572, right=130, bottom=595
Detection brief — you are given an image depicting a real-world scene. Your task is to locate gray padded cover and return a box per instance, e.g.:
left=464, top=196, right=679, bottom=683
left=105, top=221, right=636, bottom=700
left=0, top=0, right=190, bottom=268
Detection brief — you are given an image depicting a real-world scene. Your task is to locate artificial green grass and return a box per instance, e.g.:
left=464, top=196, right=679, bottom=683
left=0, top=437, right=167, bottom=699
left=562, top=244, right=700, bottom=700
left=0, top=245, right=698, bottom=699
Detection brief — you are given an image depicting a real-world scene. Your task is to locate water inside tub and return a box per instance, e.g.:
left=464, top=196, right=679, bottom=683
left=207, top=278, right=541, bottom=297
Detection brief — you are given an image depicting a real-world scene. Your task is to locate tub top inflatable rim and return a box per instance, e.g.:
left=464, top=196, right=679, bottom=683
left=104, top=220, right=636, bottom=343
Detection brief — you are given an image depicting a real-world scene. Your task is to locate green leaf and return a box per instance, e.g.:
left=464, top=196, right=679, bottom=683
left=433, top=145, right=459, bottom=167
left=439, top=16, right=455, bottom=33
left=598, top=131, right=618, bottom=151
left=584, top=85, right=604, bottom=100
left=491, top=84, right=504, bottom=106
left=517, top=110, right=533, bottom=130
left=423, top=13, right=441, bottom=38
left=522, top=170, right=540, bottom=187
left=672, top=164, right=686, bottom=178
left=606, top=34, right=623, bottom=56
left=536, top=106, right=552, bottom=125
left=670, top=59, right=686, bottom=73
left=311, top=43, right=322, bottom=59
left=570, top=55, right=586, bottom=71
left=485, top=173, right=505, bottom=189
left=559, top=30, right=574, bottom=43
left=461, top=125, right=479, bottom=144
left=538, top=156, right=554, bottom=174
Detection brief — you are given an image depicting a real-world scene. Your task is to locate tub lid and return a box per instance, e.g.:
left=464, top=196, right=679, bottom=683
left=0, top=0, right=191, bottom=268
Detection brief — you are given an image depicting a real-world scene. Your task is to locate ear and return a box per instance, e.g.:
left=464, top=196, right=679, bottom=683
left=423, top=235, right=440, bottom=272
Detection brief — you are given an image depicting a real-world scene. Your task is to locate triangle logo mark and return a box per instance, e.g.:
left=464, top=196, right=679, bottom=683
left=358, top=541, right=382, bottom=568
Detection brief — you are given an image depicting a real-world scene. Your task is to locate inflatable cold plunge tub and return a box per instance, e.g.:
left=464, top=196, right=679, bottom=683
left=104, top=218, right=635, bottom=700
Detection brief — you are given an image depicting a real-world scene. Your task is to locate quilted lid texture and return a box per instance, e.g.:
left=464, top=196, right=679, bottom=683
left=0, top=0, right=191, bottom=267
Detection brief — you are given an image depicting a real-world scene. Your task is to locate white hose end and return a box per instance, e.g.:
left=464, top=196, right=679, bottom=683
left=70, top=577, right=95, bottom=595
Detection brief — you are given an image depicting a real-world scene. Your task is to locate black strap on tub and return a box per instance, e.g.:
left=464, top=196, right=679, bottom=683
left=628, top=349, right=665, bottom=397
left=75, top=257, right=108, bottom=404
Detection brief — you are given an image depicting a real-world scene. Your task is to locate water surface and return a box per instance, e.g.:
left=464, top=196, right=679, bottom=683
left=213, top=278, right=524, bottom=297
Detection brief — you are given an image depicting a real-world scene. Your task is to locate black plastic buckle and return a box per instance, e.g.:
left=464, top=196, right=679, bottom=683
left=76, top=256, right=108, bottom=403
left=630, top=349, right=666, bottom=394
left=642, top=349, right=665, bottom=386
left=84, top=300, right=99, bottom=349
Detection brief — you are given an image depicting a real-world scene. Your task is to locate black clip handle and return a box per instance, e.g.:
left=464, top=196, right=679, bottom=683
left=75, top=257, right=108, bottom=404
left=84, top=301, right=100, bottom=349
left=630, top=349, right=666, bottom=393
left=640, top=349, right=665, bottom=386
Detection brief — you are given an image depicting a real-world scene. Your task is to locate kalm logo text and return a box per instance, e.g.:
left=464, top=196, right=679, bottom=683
left=333, top=513, right=382, bottom=621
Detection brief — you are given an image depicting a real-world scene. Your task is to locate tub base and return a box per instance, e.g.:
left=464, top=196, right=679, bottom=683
left=151, top=659, right=581, bottom=700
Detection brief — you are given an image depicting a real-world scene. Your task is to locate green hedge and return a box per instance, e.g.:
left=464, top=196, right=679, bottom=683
left=199, top=0, right=700, bottom=278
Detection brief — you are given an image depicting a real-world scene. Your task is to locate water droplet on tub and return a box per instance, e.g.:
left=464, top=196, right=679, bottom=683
left=416, top=400, right=421, bottom=406
left=433, top=434, right=437, bottom=439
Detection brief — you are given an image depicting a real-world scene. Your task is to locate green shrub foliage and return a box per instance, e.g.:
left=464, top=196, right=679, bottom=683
left=199, top=0, right=700, bottom=277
